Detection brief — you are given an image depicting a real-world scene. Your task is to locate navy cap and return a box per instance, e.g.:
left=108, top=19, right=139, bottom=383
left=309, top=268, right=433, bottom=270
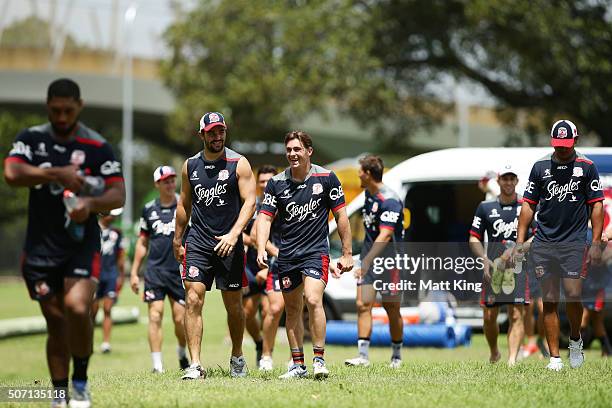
left=550, top=119, right=578, bottom=147
left=199, top=112, right=227, bottom=132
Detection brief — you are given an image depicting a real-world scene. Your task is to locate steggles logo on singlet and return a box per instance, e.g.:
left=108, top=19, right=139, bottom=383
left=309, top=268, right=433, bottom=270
left=194, top=183, right=228, bottom=206
left=285, top=198, right=321, bottom=222
left=545, top=180, right=580, bottom=202
left=491, top=219, right=518, bottom=239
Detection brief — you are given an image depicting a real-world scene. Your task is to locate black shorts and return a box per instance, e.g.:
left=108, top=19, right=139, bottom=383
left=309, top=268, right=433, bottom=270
left=96, top=275, right=118, bottom=300
left=22, top=251, right=101, bottom=301
left=276, top=255, right=329, bottom=293
left=183, top=243, right=247, bottom=291
left=530, top=242, right=588, bottom=281
left=144, top=268, right=185, bottom=304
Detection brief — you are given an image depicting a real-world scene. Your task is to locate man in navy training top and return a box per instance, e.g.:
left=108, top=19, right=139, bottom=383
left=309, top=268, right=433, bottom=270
left=130, top=166, right=189, bottom=373
left=345, top=155, right=405, bottom=369
left=174, top=112, right=256, bottom=380
left=92, top=207, right=125, bottom=355
left=256, top=130, right=354, bottom=379
left=515, top=119, right=604, bottom=371
left=469, top=164, right=530, bottom=366
left=4, top=78, right=125, bottom=408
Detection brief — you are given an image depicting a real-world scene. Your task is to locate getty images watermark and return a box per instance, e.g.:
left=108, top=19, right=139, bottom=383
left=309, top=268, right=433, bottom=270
left=370, top=253, right=485, bottom=293
left=359, top=242, right=611, bottom=304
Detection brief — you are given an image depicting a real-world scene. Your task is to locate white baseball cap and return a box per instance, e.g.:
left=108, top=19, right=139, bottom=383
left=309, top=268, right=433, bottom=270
left=498, top=163, right=517, bottom=177
left=153, top=165, right=177, bottom=182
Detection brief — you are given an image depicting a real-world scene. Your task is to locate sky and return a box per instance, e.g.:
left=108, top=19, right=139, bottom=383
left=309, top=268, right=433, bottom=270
left=1, top=0, right=198, bottom=58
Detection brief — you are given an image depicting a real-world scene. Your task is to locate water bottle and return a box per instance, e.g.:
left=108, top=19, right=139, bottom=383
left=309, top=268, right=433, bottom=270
left=63, top=190, right=85, bottom=242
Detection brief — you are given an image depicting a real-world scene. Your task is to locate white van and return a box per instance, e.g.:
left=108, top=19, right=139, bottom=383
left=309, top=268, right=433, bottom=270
left=324, top=147, right=612, bottom=325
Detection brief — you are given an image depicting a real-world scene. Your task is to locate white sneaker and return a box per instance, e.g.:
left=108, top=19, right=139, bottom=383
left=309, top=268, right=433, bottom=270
left=151, top=367, right=164, bottom=374
left=51, top=398, right=68, bottom=408
left=568, top=337, right=585, bottom=368
left=230, top=355, right=248, bottom=378
left=100, top=342, right=111, bottom=354
left=181, top=364, right=205, bottom=380
left=259, top=356, right=273, bottom=371
left=546, top=357, right=563, bottom=371
left=279, top=364, right=308, bottom=379
left=68, top=382, right=90, bottom=408
left=390, top=358, right=402, bottom=369
left=313, top=359, right=329, bottom=379
left=344, top=356, right=370, bottom=367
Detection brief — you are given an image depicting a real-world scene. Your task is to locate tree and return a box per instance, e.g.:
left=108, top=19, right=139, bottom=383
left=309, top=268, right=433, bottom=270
left=160, top=0, right=438, bottom=152
left=370, top=0, right=612, bottom=144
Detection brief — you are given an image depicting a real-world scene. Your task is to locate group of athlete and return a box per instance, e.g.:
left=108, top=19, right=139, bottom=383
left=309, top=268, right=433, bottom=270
left=4, top=78, right=610, bottom=408
left=469, top=119, right=611, bottom=370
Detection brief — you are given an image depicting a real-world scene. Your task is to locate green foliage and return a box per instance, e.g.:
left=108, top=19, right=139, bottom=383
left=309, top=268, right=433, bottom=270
left=372, top=0, right=612, bottom=144
left=0, top=16, right=81, bottom=50
left=160, top=0, right=431, bottom=151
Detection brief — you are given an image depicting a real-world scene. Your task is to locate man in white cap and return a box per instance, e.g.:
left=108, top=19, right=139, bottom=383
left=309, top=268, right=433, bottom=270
left=130, top=165, right=189, bottom=373
left=516, top=119, right=604, bottom=370
left=469, top=163, right=530, bottom=366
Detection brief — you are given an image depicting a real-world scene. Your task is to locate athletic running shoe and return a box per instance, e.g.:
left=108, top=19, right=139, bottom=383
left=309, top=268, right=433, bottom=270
left=179, top=356, right=190, bottom=370
left=68, top=381, right=90, bottom=408
left=491, top=259, right=504, bottom=294
left=279, top=364, right=308, bottom=379
left=522, top=343, right=538, bottom=358
left=546, top=357, right=563, bottom=371
left=390, top=358, right=402, bottom=369
left=181, top=364, right=205, bottom=380
left=568, top=337, right=585, bottom=368
left=151, top=367, right=164, bottom=374
left=501, top=268, right=515, bottom=295
left=259, top=356, right=273, bottom=371
left=230, top=355, right=248, bottom=378
left=344, top=356, right=370, bottom=367
left=100, top=342, right=111, bottom=354
left=313, top=358, right=329, bottom=379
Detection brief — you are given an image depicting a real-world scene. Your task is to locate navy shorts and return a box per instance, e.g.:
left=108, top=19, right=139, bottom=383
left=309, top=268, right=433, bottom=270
left=530, top=242, right=588, bottom=280
left=22, top=251, right=101, bottom=301
left=96, top=276, right=118, bottom=300
left=265, top=258, right=281, bottom=294
left=243, top=266, right=265, bottom=297
left=276, top=255, right=329, bottom=293
left=144, top=267, right=185, bottom=304
left=183, top=243, right=247, bottom=292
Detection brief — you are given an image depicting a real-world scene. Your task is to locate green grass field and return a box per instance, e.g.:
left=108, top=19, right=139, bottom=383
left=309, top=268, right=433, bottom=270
left=0, top=279, right=610, bottom=407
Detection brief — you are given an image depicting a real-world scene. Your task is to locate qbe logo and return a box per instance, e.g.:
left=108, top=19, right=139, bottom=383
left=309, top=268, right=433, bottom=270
left=329, top=186, right=344, bottom=200
left=263, top=192, right=277, bottom=207
left=472, top=216, right=481, bottom=229
left=380, top=210, right=400, bottom=223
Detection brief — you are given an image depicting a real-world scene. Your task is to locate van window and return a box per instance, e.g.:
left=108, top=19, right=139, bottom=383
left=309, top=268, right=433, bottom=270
left=329, top=210, right=365, bottom=258
left=403, top=181, right=484, bottom=242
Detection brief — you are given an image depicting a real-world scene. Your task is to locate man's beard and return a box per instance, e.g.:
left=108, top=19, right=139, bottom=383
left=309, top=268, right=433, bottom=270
left=206, top=139, right=224, bottom=153
left=50, top=117, right=78, bottom=137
